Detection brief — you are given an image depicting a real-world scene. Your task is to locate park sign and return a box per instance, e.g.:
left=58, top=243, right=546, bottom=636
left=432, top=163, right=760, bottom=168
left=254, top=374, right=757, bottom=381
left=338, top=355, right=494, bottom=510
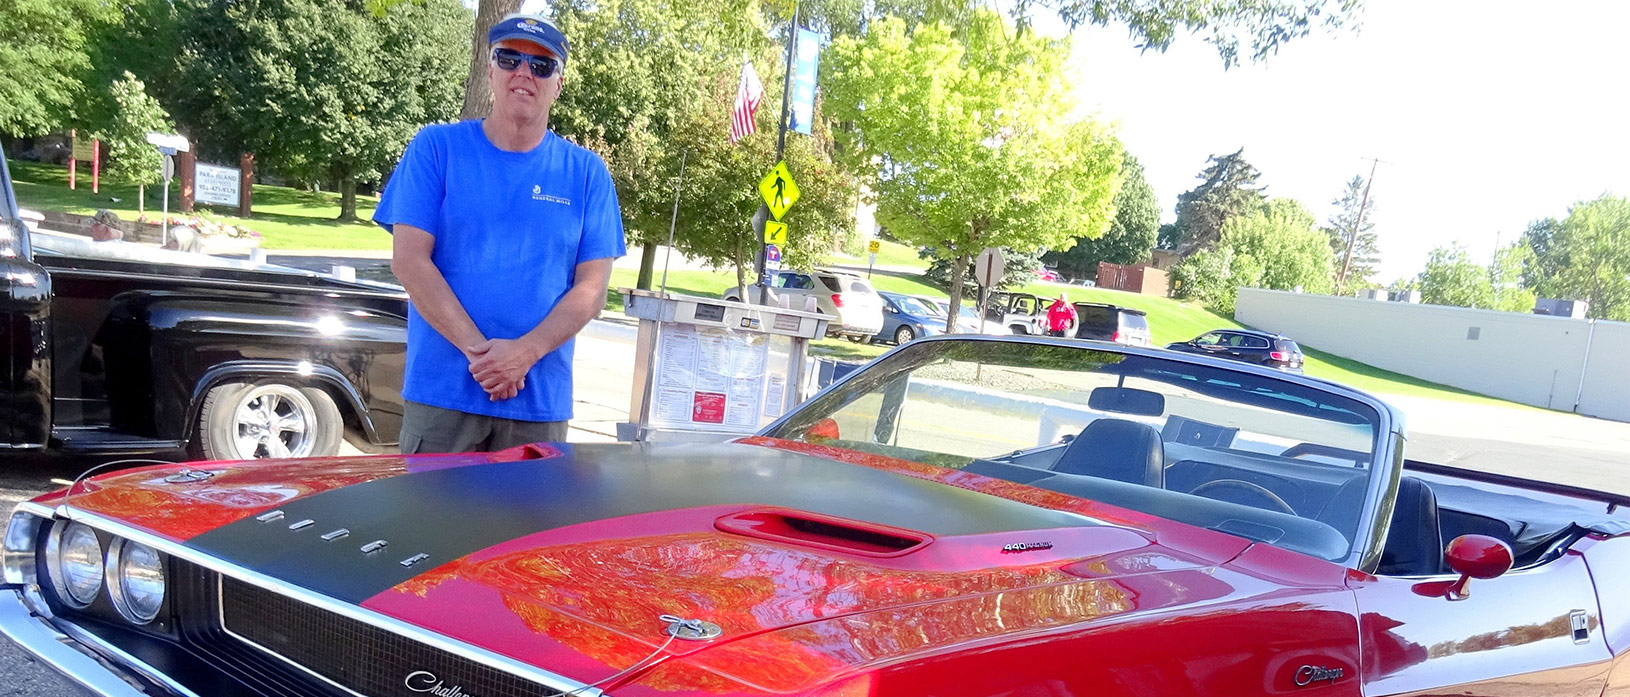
left=195, top=163, right=241, bottom=207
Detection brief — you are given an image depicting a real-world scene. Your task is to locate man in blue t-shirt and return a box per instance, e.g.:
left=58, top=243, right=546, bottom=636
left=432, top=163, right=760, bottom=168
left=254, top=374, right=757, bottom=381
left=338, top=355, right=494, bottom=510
left=373, top=13, right=625, bottom=453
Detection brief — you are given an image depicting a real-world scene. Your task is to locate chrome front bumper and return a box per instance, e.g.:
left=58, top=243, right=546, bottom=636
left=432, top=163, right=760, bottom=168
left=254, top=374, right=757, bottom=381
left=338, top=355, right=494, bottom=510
left=0, top=588, right=196, bottom=697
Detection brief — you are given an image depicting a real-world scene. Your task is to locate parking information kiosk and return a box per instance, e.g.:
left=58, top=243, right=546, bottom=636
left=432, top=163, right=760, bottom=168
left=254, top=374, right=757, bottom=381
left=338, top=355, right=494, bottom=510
left=618, top=289, right=829, bottom=443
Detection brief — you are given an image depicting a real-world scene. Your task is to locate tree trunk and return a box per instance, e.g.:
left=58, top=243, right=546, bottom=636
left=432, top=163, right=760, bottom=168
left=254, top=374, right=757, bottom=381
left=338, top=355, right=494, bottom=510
left=461, top=0, right=523, bottom=121
left=637, top=242, right=658, bottom=290
left=138, top=185, right=145, bottom=215
left=946, top=251, right=971, bottom=334
left=337, top=176, right=358, bottom=222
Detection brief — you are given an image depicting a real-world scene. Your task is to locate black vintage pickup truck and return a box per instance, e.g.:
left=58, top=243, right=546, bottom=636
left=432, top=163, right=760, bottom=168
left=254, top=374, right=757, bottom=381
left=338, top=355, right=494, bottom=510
left=1, top=147, right=405, bottom=460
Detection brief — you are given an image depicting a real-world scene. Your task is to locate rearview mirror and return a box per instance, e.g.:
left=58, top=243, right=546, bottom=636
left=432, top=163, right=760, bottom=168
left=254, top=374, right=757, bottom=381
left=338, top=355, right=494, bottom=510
left=1088, top=387, right=1165, bottom=417
left=1443, top=534, right=1513, bottom=600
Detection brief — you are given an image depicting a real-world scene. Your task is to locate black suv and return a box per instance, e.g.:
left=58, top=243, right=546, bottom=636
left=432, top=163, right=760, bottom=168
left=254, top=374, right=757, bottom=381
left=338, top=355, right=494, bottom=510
left=1071, top=302, right=1150, bottom=346
left=1167, top=329, right=1304, bottom=372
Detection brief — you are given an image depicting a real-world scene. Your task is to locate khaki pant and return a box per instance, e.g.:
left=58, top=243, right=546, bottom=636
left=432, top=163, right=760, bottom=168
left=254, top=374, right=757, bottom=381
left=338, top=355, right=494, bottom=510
left=399, top=401, right=568, bottom=454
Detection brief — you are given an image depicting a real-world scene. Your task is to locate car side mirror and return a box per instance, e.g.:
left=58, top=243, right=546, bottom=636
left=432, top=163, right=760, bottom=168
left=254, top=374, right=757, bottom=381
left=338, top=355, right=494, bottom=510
left=1442, top=534, right=1513, bottom=600
left=803, top=418, right=841, bottom=444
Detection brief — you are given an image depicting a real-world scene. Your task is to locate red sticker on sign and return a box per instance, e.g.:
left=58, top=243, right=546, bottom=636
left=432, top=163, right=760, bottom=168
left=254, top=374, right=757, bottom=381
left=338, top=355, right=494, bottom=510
left=692, top=392, right=727, bottom=424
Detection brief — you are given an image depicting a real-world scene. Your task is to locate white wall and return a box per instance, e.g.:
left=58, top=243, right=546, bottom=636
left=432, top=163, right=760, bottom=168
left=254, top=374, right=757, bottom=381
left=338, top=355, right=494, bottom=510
left=1578, top=321, right=1630, bottom=422
left=1235, top=288, right=1626, bottom=422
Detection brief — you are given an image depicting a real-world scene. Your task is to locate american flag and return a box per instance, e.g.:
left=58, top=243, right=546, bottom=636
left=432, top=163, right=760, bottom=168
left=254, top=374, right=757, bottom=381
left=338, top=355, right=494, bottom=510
left=730, top=59, right=765, bottom=144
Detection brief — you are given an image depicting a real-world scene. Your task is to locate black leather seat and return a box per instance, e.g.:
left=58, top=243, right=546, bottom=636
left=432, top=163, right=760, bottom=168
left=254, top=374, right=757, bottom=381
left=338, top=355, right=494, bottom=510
left=1051, top=419, right=1164, bottom=488
left=1376, top=476, right=1444, bottom=576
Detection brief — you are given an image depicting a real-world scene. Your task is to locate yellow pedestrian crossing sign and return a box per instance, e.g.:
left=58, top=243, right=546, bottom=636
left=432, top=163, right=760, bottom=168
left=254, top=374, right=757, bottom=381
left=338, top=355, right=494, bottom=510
left=764, top=220, right=787, bottom=246
left=758, top=161, right=800, bottom=220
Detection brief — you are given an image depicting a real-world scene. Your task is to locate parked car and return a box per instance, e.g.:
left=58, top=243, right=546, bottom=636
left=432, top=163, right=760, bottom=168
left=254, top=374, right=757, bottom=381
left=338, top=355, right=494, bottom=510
left=922, top=296, right=984, bottom=334
left=8, top=335, right=1630, bottom=697
left=1167, top=329, right=1305, bottom=372
left=874, top=291, right=946, bottom=344
left=984, top=290, right=1043, bottom=334
left=721, top=269, right=883, bottom=340
left=1072, top=302, right=1151, bottom=346
left=1037, top=267, right=1062, bottom=282
left=0, top=145, right=405, bottom=460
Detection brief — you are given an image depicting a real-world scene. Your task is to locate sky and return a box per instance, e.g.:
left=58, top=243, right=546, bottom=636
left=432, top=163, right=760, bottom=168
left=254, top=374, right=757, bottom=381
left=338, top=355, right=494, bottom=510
left=1059, top=0, right=1630, bottom=282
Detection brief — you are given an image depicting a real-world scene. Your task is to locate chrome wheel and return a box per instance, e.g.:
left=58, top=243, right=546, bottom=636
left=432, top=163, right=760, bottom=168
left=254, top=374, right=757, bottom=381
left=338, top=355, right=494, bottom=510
left=894, top=326, right=915, bottom=344
left=231, top=384, right=319, bottom=459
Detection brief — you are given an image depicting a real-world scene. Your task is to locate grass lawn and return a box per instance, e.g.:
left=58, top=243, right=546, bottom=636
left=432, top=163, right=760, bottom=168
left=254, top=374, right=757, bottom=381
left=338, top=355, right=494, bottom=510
left=823, top=238, right=928, bottom=271
left=9, top=160, right=392, bottom=251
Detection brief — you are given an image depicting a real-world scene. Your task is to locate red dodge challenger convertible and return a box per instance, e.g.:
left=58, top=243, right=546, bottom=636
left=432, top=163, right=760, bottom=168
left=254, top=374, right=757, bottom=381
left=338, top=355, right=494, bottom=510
left=3, top=337, right=1627, bottom=697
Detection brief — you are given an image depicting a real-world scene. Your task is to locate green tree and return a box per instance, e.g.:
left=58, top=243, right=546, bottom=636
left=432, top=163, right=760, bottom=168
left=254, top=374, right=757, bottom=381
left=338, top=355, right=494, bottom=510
left=1325, top=174, right=1381, bottom=291
left=1489, top=241, right=1537, bottom=313
left=1417, top=244, right=1495, bottom=309
left=636, top=68, right=856, bottom=295
left=1548, top=195, right=1630, bottom=321
left=1169, top=246, right=1237, bottom=312
left=0, top=0, right=116, bottom=136
left=93, top=71, right=175, bottom=213
left=1044, top=153, right=1159, bottom=280
left=1169, top=198, right=1331, bottom=313
left=549, top=0, right=787, bottom=290
left=1169, top=148, right=1266, bottom=255
left=825, top=12, right=1123, bottom=330
left=922, top=245, right=1044, bottom=295
left=168, top=0, right=469, bottom=221
left=1011, top=0, right=1362, bottom=67
left=1520, top=217, right=1565, bottom=297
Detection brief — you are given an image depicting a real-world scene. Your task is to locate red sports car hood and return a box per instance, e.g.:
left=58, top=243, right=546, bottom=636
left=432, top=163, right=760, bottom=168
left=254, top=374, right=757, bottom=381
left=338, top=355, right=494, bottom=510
left=50, top=438, right=1267, bottom=695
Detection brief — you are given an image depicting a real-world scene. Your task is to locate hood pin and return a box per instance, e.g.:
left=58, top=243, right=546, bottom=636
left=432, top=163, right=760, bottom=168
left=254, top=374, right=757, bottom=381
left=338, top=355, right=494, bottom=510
left=660, top=614, right=723, bottom=641
left=164, top=469, right=215, bottom=484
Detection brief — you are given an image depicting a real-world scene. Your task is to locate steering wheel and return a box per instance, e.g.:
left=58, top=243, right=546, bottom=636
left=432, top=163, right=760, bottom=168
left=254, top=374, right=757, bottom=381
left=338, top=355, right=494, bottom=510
left=1188, top=479, right=1296, bottom=516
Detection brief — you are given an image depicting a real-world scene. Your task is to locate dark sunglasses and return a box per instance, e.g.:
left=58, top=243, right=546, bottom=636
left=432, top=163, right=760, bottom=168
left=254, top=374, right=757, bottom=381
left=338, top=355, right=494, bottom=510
left=492, top=47, right=560, bottom=78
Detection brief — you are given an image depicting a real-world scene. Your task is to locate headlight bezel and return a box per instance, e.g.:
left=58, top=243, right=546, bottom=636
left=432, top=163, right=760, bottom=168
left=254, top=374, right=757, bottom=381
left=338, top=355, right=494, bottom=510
left=3, top=510, right=44, bottom=586
left=45, top=521, right=105, bottom=609
left=106, top=538, right=166, bottom=625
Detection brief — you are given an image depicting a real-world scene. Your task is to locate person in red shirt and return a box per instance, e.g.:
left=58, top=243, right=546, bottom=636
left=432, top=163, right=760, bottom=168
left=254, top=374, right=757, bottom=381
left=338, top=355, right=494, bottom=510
left=1045, top=294, right=1076, bottom=337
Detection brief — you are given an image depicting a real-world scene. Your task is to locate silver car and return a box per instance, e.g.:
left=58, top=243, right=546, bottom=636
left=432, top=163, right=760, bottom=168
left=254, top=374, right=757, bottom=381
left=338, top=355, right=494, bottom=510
left=722, top=270, right=884, bottom=339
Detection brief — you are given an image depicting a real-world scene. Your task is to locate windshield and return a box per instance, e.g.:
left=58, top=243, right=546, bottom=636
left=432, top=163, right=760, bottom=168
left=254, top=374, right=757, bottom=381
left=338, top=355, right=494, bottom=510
left=892, top=295, right=938, bottom=316
left=767, top=339, right=1381, bottom=561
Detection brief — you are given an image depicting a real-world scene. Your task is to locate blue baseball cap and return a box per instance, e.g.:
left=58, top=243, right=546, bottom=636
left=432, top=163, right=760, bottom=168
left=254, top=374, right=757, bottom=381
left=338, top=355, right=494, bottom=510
left=488, top=13, right=569, bottom=65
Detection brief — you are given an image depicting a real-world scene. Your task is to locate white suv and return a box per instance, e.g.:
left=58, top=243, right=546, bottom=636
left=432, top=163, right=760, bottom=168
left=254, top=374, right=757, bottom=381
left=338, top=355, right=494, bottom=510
left=722, top=270, right=884, bottom=339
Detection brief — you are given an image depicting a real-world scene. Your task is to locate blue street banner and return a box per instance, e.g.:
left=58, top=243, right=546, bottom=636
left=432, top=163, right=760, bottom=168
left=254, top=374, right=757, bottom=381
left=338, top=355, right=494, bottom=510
left=789, top=28, right=820, bottom=136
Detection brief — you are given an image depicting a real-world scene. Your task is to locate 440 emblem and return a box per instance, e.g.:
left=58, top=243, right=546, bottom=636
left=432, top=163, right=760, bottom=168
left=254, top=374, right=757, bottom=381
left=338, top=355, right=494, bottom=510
left=1001, top=541, right=1053, bottom=553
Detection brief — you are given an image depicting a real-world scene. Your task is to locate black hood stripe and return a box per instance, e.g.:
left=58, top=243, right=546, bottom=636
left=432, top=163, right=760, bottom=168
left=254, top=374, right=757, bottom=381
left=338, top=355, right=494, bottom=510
left=184, top=442, right=1097, bottom=603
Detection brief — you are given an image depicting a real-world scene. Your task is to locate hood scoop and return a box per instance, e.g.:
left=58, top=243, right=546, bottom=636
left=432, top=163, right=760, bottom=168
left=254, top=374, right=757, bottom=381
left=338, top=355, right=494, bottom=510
left=715, top=508, right=933, bottom=558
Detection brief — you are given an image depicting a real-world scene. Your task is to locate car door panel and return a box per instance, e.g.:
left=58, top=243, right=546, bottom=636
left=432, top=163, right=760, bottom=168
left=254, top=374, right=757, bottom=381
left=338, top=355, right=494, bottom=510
left=1351, top=549, right=1611, bottom=697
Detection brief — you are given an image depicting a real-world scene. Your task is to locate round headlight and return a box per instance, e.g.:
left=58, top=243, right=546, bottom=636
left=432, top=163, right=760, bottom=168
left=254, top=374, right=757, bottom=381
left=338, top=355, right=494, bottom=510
left=109, top=540, right=165, bottom=624
left=49, top=523, right=104, bottom=608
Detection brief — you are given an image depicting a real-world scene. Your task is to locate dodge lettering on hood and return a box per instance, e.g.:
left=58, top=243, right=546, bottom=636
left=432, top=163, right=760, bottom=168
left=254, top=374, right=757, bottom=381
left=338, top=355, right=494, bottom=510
left=3, top=338, right=1629, bottom=697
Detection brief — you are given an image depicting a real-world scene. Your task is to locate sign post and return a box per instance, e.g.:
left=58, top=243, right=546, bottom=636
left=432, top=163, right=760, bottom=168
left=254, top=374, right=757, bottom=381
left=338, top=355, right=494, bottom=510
left=145, top=133, right=191, bottom=247
left=974, top=247, right=1004, bottom=335
left=69, top=132, right=100, bottom=192
left=867, top=239, right=880, bottom=277
left=755, top=161, right=800, bottom=304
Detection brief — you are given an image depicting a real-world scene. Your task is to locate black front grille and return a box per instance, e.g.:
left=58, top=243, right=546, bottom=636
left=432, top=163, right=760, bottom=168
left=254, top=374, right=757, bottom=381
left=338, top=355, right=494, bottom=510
left=172, top=562, right=568, bottom=697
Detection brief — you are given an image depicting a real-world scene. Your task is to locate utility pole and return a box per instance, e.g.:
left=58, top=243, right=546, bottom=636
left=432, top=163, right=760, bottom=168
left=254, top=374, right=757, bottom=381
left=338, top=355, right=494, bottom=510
left=1337, top=157, right=1384, bottom=295
left=752, top=0, right=799, bottom=305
